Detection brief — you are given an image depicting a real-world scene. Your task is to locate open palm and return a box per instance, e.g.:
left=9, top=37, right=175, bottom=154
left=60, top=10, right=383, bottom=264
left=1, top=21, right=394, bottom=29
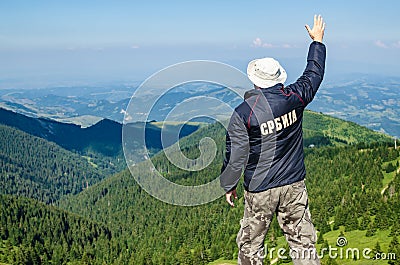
left=305, top=15, right=326, bottom=43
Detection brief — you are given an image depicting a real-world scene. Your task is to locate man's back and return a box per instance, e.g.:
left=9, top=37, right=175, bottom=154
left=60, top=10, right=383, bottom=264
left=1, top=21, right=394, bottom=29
left=222, top=41, right=326, bottom=193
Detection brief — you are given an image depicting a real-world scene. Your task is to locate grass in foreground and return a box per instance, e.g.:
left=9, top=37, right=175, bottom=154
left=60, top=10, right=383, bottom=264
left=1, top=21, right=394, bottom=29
left=209, top=227, right=395, bottom=265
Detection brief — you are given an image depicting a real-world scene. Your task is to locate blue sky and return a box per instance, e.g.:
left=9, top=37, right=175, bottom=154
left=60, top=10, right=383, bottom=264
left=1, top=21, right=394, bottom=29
left=0, top=0, right=399, bottom=88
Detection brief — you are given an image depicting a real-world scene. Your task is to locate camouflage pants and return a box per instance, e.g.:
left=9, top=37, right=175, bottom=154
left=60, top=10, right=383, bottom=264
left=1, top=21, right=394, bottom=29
left=236, top=180, right=320, bottom=265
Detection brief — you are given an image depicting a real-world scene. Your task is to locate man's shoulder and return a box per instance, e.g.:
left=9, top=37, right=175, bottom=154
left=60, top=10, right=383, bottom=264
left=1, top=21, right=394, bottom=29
left=233, top=89, right=262, bottom=119
left=244, top=88, right=261, bottom=100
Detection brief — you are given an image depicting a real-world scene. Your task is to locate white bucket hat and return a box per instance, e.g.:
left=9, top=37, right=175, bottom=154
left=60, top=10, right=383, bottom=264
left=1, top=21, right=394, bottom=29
left=247, top=58, right=287, bottom=88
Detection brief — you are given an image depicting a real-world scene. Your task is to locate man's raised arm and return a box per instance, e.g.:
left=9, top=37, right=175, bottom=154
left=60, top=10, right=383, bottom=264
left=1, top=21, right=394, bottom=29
left=289, top=15, right=327, bottom=106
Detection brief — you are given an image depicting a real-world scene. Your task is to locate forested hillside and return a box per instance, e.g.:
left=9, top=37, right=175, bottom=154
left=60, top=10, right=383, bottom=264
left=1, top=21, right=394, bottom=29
left=0, top=109, right=398, bottom=264
left=0, top=124, right=112, bottom=203
left=58, top=144, right=400, bottom=264
left=0, top=194, right=116, bottom=264
left=58, top=112, right=398, bottom=264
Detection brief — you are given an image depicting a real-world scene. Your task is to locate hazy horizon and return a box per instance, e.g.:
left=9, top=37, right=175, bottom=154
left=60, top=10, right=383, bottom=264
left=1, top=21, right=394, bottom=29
left=1, top=1, right=399, bottom=88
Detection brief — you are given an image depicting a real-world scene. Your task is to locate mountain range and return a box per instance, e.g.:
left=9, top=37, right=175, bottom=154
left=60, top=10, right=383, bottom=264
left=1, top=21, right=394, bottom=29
left=1, top=76, right=398, bottom=137
left=0, top=107, right=199, bottom=167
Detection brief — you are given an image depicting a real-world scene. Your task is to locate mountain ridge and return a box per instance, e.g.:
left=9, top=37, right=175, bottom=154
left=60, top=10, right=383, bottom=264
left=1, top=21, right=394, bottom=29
left=0, top=107, right=200, bottom=160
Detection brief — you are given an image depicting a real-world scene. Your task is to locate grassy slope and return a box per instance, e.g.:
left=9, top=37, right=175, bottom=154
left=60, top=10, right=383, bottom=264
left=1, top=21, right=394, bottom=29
left=303, top=110, right=392, bottom=145
left=382, top=156, right=400, bottom=193
left=320, top=229, right=393, bottom=265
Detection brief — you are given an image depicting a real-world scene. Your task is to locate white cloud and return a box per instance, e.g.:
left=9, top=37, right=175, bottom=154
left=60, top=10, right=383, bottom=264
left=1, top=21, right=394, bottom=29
left=131, top=44, right=140, bottom=49
left=252, top=37, right=274, bottom=48
left=252, top=37, right=263, bottom=47
left=374, top=40, right=388, bottom=49
left=252, top=38, right=294, bottom=49
left=373, top=40, right=400, bottom=49
left=262, top=42, right=274, bottom=48
left=392, top=41, right=400, bottom=49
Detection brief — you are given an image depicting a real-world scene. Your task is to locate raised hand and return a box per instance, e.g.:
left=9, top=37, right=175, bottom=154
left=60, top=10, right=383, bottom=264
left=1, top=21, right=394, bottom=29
left=305, top=15, right=326, bottom=43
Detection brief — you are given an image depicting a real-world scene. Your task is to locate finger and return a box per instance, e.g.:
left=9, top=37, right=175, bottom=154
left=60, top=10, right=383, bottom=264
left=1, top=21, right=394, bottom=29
left=314, top=14, right=317, bottom=27
left=322, top=22, right=326, bottom=31
left=233, top=190, right=238, bottom=199
left=305, top=24, right=311, bottom=33
left=318, top=15, right=322, bottom=26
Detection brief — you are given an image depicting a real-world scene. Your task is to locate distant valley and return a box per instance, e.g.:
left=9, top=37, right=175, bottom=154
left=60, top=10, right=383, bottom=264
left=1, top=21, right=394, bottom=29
left=0, top=75, right=399, bottom=138
left=0, top=82, right=243, bottom=128
left=0, top=85, right=133, bottom=127
left=309, top=75, right=400, bottom=138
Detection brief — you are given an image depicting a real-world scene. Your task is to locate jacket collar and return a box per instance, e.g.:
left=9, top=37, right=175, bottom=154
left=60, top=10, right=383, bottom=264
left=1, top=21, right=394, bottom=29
left=244, top=83, right=284, bottom=100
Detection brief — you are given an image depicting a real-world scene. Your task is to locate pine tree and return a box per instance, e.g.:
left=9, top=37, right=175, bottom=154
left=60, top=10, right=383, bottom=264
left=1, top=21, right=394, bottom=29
left=372, top=241, right=382, bottom=259
left=390, top=222, right=400, bottom=237
left=324, top=257, right=339, bottom=265
left=359, top=213, right=370, bottom=230
left=366, top=222, right=376, bottom=237
left=315, top=232, right=324, bottom=245
left=388, top=236, right=400, bottom=265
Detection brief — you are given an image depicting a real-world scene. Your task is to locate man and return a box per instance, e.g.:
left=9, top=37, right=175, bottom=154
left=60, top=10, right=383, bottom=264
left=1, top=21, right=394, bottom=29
left=220, top=15, right=326, bottom=265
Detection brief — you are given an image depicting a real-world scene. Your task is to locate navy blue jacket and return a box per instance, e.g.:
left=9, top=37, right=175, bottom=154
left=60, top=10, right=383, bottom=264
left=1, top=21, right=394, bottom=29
left=220, top=41, right=326, bottom=193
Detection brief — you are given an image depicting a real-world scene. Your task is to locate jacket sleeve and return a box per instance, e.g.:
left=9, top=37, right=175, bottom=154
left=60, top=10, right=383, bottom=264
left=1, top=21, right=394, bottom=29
left=289, top=41, right=326, bottom=106
left=220, top=110, right=249, bottom=193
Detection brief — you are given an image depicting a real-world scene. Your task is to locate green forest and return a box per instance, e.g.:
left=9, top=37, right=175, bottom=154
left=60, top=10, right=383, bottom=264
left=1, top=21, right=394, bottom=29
left=0, top=110, right=399, bottom=264
left=0, top=124, right=118, bottom=204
